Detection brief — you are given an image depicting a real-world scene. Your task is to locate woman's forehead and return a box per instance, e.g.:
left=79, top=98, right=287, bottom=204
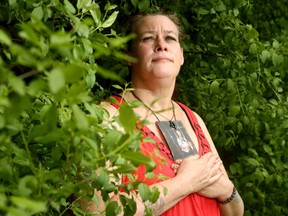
left=134, top=15, right=179, bottom=34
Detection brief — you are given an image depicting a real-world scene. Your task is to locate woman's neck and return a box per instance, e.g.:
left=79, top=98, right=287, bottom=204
left=128, top=87, right=174, bottom=111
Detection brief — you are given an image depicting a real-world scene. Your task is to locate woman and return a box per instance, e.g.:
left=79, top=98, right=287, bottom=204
left=84, top=12, right=244, bottom=215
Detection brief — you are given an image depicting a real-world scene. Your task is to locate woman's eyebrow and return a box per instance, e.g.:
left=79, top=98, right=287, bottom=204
left=138, top=30, right=178, bottom=36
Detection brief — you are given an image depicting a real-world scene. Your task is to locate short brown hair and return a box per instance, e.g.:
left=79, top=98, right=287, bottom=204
left=127, top=11, right=184, bottom=50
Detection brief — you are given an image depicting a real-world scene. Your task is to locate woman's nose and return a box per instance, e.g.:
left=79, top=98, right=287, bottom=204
left=155, top=38, right=167, bottom=52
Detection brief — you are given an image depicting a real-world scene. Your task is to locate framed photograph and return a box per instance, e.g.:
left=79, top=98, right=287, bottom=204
left=156, top=121, right=198, bottom=160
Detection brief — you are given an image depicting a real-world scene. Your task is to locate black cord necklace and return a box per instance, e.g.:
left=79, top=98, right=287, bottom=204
left=131, top=91, right=177, bottom=128
left=131, top=91, right=198, bottom=159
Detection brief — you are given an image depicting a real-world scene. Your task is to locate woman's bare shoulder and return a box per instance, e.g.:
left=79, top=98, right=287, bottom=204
left=100, top=101, right=119, bottom=120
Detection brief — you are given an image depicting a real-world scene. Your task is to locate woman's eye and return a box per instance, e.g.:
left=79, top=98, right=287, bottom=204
left=166, top=36, right=176, bottom=41
left=142, top=36, right=155, bottom=42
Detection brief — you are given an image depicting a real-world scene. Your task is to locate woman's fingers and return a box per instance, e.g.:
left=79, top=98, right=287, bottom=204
left=173, top=152, right=224, bottom=194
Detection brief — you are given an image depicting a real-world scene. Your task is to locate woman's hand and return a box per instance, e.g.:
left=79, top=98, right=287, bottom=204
left=197, top=175, right=233, bottom=200
left=171, top=159, right=182, bottom=174
left=173, top=152, right=223, bottom=195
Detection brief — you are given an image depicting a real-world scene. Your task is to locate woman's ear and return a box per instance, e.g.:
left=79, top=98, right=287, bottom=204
left=180, top=47, right=184, bottom=65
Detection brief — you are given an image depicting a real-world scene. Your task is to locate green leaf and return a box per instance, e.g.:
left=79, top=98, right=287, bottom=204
left=31, top=6, right=43, bottom=20
left=118, top=103, right=138, bottom=132
left=89, top=3, right=101, bottom=26
left=106, top=201, right=121, bottom=216
left=85, top=69, right=96, bottom=89
left=263, top=144, right=273, bottom=155
left=82, top=38, right=93, bottom=54
left=50, top=31, right=72, bottom=46
left=149, top=187, right=160, bottom=203
left=95, top=65, right=122, bottom=80
left=121, top=151, right=155, bottom=170
left=76, top=22, right=90, bottom=38
left=272, top=40, right=280, bottom=48
left=197, top=8, right=209, bottom=15
left=18, top=176, right=38, bottom=196
left=0, top=194, right=7, bottom=207
left=112, top=84, right=123, bottom=90
left=247, top=28, right=259, bottom=39
left=131, top=0, right=138, bottom=7
left=249, top=43, right=258, bottom=54
left=64, top=0, right=76, bottom=14
left=9, top=75, right=26, bottom=95
left=260, top=50, right=270, bottom=63
left=138, top=0, right=150, bottom=11
left=10, top=196, right=47, bottom=214
left=72, top=104, right=89, bottom=131
left=229, top=105, right=240, bottom=116
left=210, top=80, right=219, bottom=95
left=246, top=158, right=259, bottom=167
left=215, top=4, right=226, bottom=11
left=272, top=53, right=284, bottom=66
left=282, top=120, right=288, bottom=129
left=77, top=0, right=92, bottom=10
left=110, top=164, right=137, bottom=174
left=138, top=183, right=150, bottom=202
left=27, top=79, right=47, bottom=96
left=227, top=79, right=236, bottom=94
left=0, top=159, right=13, bottom=182
left=0, top=29, right=12, bottom=46
left=102, top=130, right=122, bottom=147
left=64, top=64, right=84, bottom=83
left=102, top=11, right=119, bottom=28
left=48, top=68, right=65, bottom=93
left=105, top=3, right=117, bottom=11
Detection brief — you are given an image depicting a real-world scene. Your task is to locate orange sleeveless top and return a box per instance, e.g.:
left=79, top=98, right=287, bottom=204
left=110, top=96, right=220, bottom=216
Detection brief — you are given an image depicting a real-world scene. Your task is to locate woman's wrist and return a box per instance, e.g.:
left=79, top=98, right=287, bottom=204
left=172, top=175, right=194, bottom=196
left=216, top=182, right=237, bottom=204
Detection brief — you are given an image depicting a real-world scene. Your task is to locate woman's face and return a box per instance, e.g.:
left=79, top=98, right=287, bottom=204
left=130, top=15, right=184, bottom=81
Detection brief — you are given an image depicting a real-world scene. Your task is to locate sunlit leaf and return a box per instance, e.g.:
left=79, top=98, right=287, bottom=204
left=10, top=196, right=47, bottom=214
left=64, top=0, right=76, bottom=14
left=105, top=3, right=117, bottom=11
left=121, top=151, right=155, bottom=170
left=77, top=0, right=92, bottom=10
left=9, top=75, right=26, bottom=95
left=138, top=183, right=150, bottom=202
left=260, top=50, right=271, bottom=63
left=89, top=3, right=101, bottom=26
left=149, top=187, right=160, bottom=203
left=72, top=104, right=89, bottom=131
left=110, top=164, right=137, bottom=174
left=48, top=68, right=65, bottom=93
left=102, top=11, right=119, bottom=28
left=118, top=103, right=138, bottom=132
left=50, top=32, right=72, bottom=46
left=0, top=29, right=11, bottom=46
left=272, top=53, right=284, bottom=66
left=31, top=6, right=43, bottom=20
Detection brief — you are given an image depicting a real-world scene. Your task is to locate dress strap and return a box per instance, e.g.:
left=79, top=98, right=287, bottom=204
left=105, top=95, right=123, bottom=109
left=176, top=102, right=212, bottom=155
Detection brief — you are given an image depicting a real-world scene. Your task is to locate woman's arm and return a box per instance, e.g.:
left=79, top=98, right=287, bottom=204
left=194, top=112, right=244, bottom=216
left=79, top=152, right=223, bottom=215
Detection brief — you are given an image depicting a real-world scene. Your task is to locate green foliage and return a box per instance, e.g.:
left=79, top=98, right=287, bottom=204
left=172, top=0, right=288, bottom=215
left=1, top=0, right=288, bottom=215
left=0, top=0, right=155, bottom=215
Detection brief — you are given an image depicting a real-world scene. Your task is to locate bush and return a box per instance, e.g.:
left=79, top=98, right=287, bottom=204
left=1, top=0, right=287, bottom=215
